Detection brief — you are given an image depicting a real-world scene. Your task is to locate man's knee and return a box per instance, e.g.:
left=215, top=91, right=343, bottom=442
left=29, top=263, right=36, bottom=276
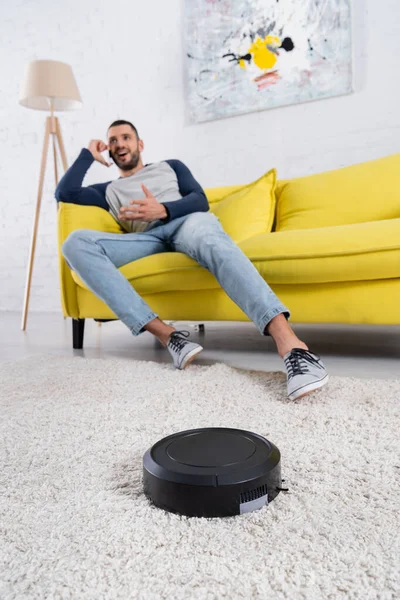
left=62, top=229, right=93, bottom=260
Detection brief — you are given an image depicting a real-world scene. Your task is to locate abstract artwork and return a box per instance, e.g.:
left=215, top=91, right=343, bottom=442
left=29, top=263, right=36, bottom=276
left=184, top=0, right=353, bottom=123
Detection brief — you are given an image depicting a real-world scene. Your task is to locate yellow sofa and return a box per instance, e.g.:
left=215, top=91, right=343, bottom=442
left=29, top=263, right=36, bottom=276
left=57, top=153, right=400, bottom=348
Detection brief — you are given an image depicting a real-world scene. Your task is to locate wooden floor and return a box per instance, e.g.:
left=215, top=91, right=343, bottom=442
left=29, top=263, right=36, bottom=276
left=1, top=312, right=399, bottom=380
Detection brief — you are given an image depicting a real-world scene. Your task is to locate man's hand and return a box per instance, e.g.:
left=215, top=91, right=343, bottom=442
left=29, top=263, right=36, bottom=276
left=88, top=139, right=112, bottom=167
left=118, top=184, right=168, bottom=222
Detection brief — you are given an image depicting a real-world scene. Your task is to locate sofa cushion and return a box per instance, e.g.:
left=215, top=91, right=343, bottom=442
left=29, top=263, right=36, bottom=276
left=276, top=153, right=400, bottom=231
left=71, top=218, right=400, bottom=293
left=71, top=251, right=220, bottom=294
left=239, top=218, right=400, bottom=284
left=204, top=168, right=277, bottom=243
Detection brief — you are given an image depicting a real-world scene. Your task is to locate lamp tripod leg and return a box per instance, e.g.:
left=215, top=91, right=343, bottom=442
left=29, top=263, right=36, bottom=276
left=53, top=119, right=69, bottom=321
left=52, top=132, right=59, bottom=186
left=21, top=118, right=51, bottom=331
left=55, top=118, right=68, bottom=172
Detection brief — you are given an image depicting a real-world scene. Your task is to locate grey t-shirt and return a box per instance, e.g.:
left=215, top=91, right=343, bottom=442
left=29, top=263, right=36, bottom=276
left=106, top=161, right=183, bottom=233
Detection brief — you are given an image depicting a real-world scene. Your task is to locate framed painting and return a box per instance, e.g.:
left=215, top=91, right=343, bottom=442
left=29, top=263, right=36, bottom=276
left=184, top=0, right=353, bottom=123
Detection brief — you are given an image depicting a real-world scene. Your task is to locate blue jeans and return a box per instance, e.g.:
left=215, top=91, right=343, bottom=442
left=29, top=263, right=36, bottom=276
left=62, top=212, right=290, bottom=336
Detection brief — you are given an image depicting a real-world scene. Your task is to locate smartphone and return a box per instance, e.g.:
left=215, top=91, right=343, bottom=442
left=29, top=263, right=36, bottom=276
left=107, top=149, right=114, bottom=166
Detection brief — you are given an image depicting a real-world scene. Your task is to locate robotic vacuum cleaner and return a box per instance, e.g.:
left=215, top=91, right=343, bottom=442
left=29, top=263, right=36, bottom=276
left=143, top=427, right=282, bottom=518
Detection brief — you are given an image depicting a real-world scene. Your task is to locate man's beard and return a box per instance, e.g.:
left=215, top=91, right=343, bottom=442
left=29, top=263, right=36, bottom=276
left=111, top=149, right=140, bottom=171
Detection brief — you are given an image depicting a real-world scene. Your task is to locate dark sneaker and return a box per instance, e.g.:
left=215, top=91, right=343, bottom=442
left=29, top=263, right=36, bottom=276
left=167, top=330, right=203, bottom=370
left=283, top=348, right=329, bottom=401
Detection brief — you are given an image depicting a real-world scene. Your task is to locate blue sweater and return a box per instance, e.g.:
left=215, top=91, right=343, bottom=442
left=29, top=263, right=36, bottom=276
left=55, top=148, right=209, bottom=224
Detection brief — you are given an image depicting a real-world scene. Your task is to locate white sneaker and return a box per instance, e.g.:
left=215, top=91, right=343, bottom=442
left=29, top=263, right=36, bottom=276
left=167, top=330, right=203, bottom=370
left=284, top=348, right=329, bottom=401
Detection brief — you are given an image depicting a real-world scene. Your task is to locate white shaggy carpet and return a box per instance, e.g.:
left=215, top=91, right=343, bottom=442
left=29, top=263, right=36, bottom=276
left=1, top=355, right=399, bottom=600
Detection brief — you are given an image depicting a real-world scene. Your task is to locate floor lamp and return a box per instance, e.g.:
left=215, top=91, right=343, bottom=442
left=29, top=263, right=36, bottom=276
left=19, top=59, right=82, bottom=330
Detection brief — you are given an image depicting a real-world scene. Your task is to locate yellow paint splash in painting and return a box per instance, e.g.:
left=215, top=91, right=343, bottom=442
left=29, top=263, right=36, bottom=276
left=246, top=35, right=281, bottom=71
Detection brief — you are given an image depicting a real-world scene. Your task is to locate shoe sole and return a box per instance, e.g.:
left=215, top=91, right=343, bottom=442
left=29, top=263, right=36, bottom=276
left=179, top=345, right=204, bottom=370
left=288, top=374, right=329, bottom=401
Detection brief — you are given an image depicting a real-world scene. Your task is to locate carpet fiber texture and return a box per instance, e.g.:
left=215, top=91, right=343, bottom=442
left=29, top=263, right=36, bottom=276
left=1, top=355, right=399, bottom=600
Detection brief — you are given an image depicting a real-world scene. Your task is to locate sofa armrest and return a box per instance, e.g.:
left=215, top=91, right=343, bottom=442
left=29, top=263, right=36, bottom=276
left=58, top=202, right=124, bottom=240
left=57, top=202, right=124, bottom=317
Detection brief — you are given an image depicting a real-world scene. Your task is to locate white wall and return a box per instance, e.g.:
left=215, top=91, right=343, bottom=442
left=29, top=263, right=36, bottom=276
left=0, top=0, right=399, bottom=313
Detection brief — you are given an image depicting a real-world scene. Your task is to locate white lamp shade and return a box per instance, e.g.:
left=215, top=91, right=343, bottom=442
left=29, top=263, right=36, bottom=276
left=19, top=59, right=82, bottom=111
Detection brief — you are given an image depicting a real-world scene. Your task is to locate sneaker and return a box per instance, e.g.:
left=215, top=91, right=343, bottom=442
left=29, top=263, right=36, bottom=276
left=167, top=330, right=203, bottom=370
left=283, top=348, right=329, bottom=401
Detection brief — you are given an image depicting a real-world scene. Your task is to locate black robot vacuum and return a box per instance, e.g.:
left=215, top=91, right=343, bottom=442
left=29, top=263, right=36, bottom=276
left=143, top=427, right=282, bottom=518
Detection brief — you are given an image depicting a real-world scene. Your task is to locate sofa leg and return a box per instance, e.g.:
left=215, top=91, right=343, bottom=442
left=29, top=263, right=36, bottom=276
left=191, top=323, right=205, bottom=333
left=72, top=318, right=85, bottom=349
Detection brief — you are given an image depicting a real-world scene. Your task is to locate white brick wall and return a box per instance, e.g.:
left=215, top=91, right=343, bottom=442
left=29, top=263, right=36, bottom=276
left=0, top=0, right=399, bottom=313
